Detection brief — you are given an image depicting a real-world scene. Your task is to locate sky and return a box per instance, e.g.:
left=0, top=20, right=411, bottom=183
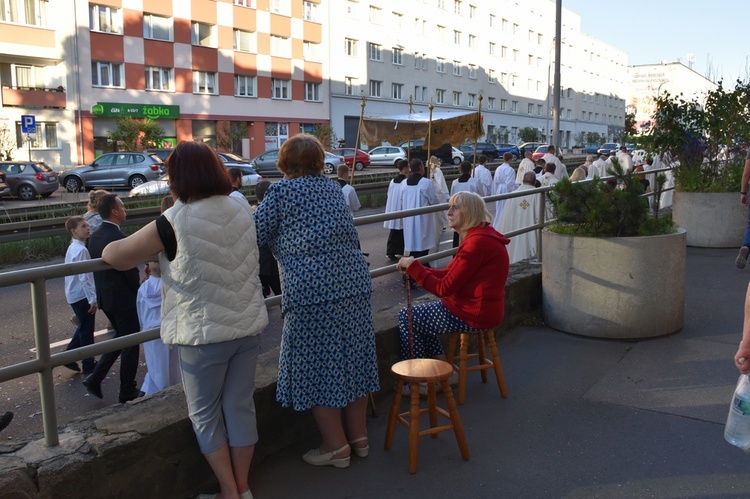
left=562, top=0, right=748, bottom=83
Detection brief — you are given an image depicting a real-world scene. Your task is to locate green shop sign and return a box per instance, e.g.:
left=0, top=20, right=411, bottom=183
left=91, top=102, right=180, bottom=119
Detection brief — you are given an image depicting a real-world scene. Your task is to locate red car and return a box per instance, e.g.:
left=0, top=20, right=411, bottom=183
left=532, top=145, right=551, bottom=161
left=331, top=148, right=370, bottom=170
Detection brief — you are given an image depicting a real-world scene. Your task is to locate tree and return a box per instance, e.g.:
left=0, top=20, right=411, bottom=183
left=312, top=123, right=339, bottom=150
left=574, top=131, right=586, bottom=147
left=586, top=132, right=603, bottom=144
left=217, top=121, right=248, bottom=155
left=624, top=109, right=637, bottom=142
left=518, top=126, right=539, bottom=143
left=106, top=117, right=164, bottom=151
left=0, top=126, right=16, bottom=160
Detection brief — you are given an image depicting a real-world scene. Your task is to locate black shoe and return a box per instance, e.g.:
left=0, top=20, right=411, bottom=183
left=82, top=361, right=97, bottom=376
left=118, top=389, right=145, bottom=404
left=387, top=254, right=398, bottom=262
left=0, top=411, right=13, bottom=432
left=64, top=362, right=81, bottom=372
left=83, top=375, right=103, bottom=399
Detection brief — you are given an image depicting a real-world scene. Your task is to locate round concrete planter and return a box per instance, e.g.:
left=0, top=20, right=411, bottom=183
left=542, top=228, right=686, bottom=339
left=672, top=191, right=747, bottom=248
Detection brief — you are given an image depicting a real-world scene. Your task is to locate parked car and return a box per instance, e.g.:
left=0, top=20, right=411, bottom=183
left=323, top=151, right=347, bottom=174
left=60, top=152, right=165, bottom=192
left=456, top=144, right=478, bottom=163
left=142, top=148, right=175, bottom=162
left=217, top=151, right=251, bottom=168
left=464, top=142, right=500, bottom=161
left=0, top=161, right=59, bottom=200
left=495, top=143, right=521, bottom=161
left=130, top=164, right=261, bottom=197
left=597, top=142, right=621, bottom=156
left=0, top=170, right=11, bottom=198
left=248, top=149, right=281, bottom=176
left=367, top=146, right=407, bottom=166
left=520, top=142, right=544, bottom=156
left=532, top=145, right=551, bottom=161
left=398, top=139, right=463, bottom=165
left=582, top=143, right=600, bottom=154
left=331, top=148, right=370, bottom=170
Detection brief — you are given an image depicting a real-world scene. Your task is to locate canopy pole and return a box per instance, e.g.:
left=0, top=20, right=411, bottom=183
left=473, top=94, right=483, bottom=175
left=351, top=96, right=366, bottom=184
left=426, top=101, right=434, bottom=178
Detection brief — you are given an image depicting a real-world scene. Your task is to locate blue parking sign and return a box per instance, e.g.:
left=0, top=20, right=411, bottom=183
left=21, top=115, right=36, bottom=134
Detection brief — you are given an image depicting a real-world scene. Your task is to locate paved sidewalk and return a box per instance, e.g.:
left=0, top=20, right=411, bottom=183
left=249, top=247, right=750, bottom=498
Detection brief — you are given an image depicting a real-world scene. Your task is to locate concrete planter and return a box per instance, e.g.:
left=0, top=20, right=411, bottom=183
left=542, top=227, right=686, bottom=339
left=672, top=191, right=747, bottom=248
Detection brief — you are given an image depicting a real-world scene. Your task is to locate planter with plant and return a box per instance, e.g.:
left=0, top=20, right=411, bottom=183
left=643, top=81, right=750, bottom=247
left=542, top=159, right=685, bottom=339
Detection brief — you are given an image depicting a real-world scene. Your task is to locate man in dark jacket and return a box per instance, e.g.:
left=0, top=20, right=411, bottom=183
left=83, top=194, right=142, bottom=403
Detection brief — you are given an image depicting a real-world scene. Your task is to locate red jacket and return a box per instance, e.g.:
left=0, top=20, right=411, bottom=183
left=408, top=223, right=510, bottom=329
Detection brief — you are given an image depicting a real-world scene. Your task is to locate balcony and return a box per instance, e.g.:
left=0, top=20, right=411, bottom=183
left=1, top=85, right=66, bottom=109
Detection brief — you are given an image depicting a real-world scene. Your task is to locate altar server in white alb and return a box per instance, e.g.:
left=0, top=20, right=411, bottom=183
left=384, top=159, right=410, bottom=261
left=427, top=156, right=450, bottom=254
left=473, top=155, right=493, bottom=197
left=496, top=172, right=540, bottom=264
left=491, top=152, right=519, bottom=230
left=401, top=159, right=439, bottom=263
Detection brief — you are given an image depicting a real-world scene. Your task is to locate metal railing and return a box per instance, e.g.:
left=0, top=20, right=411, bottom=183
left=0, top=164, right=677, bottom=446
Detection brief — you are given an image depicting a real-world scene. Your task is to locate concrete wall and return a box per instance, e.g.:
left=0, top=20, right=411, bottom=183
left=0, top=263, right=541, bottom=498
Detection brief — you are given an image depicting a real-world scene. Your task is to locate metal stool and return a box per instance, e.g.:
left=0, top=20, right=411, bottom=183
left=384, top=358, right=470, bottom=473
left=446, top=329, right=508, bottom=404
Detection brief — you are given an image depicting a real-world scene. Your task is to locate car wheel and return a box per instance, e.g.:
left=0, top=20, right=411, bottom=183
left=324, top=163, right=334, bottom=174
left=355, top=161, right=365, bottom=171
left=453, top=156, right=461, bottom=165
left=17, top=184, right=37, bottom=201
left=64, top=176, right=82, bottom=193
left=129, top=175, right=147, bottom=189
left=512, top=154, right=519, bottom=161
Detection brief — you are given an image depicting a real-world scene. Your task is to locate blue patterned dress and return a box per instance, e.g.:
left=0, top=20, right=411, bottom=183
left=254, top=174, right=379, bottom=411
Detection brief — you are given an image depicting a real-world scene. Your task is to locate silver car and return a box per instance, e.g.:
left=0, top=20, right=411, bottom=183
left=367, top=146, right=407, bottom=166
left=0, top=161, right=59, bottom=200
left=60, top=152, right=165, bottom=192
left=323, top=152, right=346, bottom=174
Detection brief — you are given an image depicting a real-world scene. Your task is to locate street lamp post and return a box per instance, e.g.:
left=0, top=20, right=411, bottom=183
left=552, top=0, right=562, bottom=150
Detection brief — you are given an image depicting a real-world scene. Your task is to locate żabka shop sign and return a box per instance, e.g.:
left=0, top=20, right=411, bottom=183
left=91, top=103, right=180, bottom=119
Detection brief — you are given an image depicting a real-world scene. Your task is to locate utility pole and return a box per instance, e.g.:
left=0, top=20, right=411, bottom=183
left=552, top=0, right=562, bottom=151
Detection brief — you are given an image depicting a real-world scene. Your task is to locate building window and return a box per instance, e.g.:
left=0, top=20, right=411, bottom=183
left=453, top=61, right=461, bottom=76
left=490, top=14, right=496, bottom=28
left=454, top=0, right=461, bottom=14
left=392, top=83, right=403, bottom=100
left=489, top=42, right=495, bottom=55
left=270, top=0, right=290, bottom=15
left=272, top=78, right=291, bottom=99
left=369, top=6, right=382, bottom=23
left=143, top=13, right=171, bottom=40
left=468, top=65, right=476, bottom=79
left=437, top=0, right=445, bottom=9
left=303, top=1, right=318, bottom=21
left=392, top=48, right=403, bottom=65
left=436, top=58, right=445, bottom=73
left=233, top=29, right=255, bottom=52
left=538, top=33, right=543, bottom=45
left=369, top=43, right=382, bottom=61
left=89, top=4, right=121, bottom=34
left=487, top=97, right=495, bottom=110
left=91, top=61, right=123, bottom=88
left=393, top=12, right=403, bottom=28
left=467, top=93, right=475, bottom=107
left=414, top=85, right=427, bottom=102
left=513, top=23, right=518, bottom=34
left=537, top=104, right=543, bottom=115
left=191, top=22, right=216, bottom=47
left=528, top=103, right=533, bottom=114
left=513, top=49, right=518, bottom=62
left=15, top=121, right=58, bottom=149
left=369, top=80, right=382, bottom=97
left=469, top=4, right=476, bottom=17
left=454, top=30, right=461, bottom=45
left=234, top=0, right=251, bottom=6
left=436, top=89, right=445, bottom=104
left=345, top=77, right=356, bottom=95
left=511, top=100, right=518, bottom=112
left=271, top=35, right=291, bottom=58
left=488, top=69, right=496, bottom=84
left=345, top=38, right=357, bottom=56
left=567, top=109, right=572, bottom=119
left=414, top=53, right=422, bottom=69
left=452, top=91, right=461, bottom=106
left=305, top=82, right=321, bottom=102
left=468, top=34, right=475, bottom=48
left=500, top=99, right=507, bottom=111
left=501, top=46, right=507, bottom=59
left=527, top=78, right=533, bottom=90
left=145, top=66, right=172, bottom=91
left=346, top=0, right=357, bottom=15
left=193, top=71, right=217, bottom=94
left=234, top=74, right=257, bottom=97
left=528, top=54, right=533, bottom=66
left=303, top=41, right=320, bottom=61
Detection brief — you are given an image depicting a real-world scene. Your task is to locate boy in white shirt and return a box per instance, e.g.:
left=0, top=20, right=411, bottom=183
left=63, top=217, right=97, bottom=374
left=137, top=261, right=181, bottom=396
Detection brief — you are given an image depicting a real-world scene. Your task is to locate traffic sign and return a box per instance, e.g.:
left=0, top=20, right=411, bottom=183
left=21, top=115, right=36, bottom=134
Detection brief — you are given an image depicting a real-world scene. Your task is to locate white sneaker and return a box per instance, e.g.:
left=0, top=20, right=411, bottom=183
left=737, top=246, right=749, bottom=269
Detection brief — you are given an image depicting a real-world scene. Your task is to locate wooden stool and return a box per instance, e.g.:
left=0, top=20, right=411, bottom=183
left=446, top=329, right=508, bottom=405
left=384, top=358, right=469, bottom=473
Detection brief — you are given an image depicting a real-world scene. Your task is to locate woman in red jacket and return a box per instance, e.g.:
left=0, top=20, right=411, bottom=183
left=397, top=191, right=510, bottom=360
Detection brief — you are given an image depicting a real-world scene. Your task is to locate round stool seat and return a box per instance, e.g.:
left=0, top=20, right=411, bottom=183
left=391, top=359, right=453, bottom=383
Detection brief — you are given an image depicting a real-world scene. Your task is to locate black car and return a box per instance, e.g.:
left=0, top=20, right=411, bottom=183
left=464, top=142, right=500, bottom=161
left=398, top=140, right=462, bottom=165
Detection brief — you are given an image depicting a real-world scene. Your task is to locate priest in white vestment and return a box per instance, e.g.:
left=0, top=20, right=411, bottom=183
left=401, top=159, right=439, bottom=261
left=497, top=172, right=540, bottom=264
left=491, top=152, right=519, bottom=230
left=591, top=154, right=607, bottom=178
left=515, top=149, right=536, bottom=184
left=542, top=144, right=569, bottom=180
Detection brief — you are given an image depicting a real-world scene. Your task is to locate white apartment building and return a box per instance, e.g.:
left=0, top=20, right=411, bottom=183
left=328, top=0, right=628, bottom=149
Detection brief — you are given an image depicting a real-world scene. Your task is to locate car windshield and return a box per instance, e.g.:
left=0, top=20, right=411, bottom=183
left=221, top=153, right=248, bottom=163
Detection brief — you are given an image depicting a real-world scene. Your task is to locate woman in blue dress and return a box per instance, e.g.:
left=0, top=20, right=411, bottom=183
left=254, top=134, right=379, bottom=469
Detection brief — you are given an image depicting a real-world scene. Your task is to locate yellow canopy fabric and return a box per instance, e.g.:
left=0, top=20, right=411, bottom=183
left=361, top=110, right=484, bottom=146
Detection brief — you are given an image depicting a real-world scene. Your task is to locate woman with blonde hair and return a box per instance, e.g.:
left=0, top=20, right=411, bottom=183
left=397, top=191, right=510, bottom=360
left=254, top=134, right=379, bottom=469
left=83, top=189, right=109, bottom=234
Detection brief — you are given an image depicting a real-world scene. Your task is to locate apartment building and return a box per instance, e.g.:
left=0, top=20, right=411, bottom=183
left=0, top=0, right=328, bottom=167
left=329, top=0, right=628, bottom=149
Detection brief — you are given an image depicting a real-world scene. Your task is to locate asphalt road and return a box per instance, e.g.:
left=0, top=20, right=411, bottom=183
left=0, top=203, right=452, bottom=443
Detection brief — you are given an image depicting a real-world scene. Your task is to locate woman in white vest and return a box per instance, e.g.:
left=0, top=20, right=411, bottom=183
left=102, top=141, right=268, bottom=499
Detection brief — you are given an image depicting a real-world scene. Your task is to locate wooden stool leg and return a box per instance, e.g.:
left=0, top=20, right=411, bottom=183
left=385, top=380, right=404, bottom=449
left=441, top=380, right=470, bottom=461
left=458, top=333, right=469, bottom=405
left=408, top=382, right=421, bottom=474
left=447, top=332, right=458, bottom=366
left=427, top=382, right=438, bottom=438
left=486, top=333, right=508, bottom=398
left=477, top=332, right=488, bottom=383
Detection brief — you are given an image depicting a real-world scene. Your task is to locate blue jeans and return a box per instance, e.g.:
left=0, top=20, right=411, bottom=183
left=743, top=206, right=750, bottom=248
left=65, top=298, right=96, bottom=372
